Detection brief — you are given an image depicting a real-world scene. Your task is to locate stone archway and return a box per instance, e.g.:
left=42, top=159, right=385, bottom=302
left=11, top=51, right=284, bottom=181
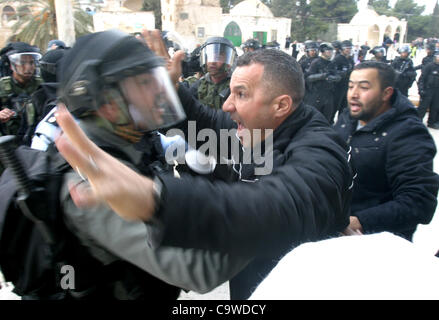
left=394, top=25, right=402, bottom=44
left=384, top=25, right=392, bottom=42
left=368, top=24, right=380, bottom=47
left=2, top=5, right=16, bottom=25
left=224, top=21, right=242, bottom=47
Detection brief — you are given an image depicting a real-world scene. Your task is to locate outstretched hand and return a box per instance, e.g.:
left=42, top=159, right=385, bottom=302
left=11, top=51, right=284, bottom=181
left=54, top=104, right=156, bottom=221
left=140, top=29, right=185, bottom=86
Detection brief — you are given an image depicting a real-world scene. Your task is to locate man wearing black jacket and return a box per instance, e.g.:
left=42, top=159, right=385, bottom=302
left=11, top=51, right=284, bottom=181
left=333, top=40, right=355, bottom=116
left=334, top=61, right=439, bottom=241
left=55, top=42, right=354, bottom=299
left=304, top=42, right=340, bottom=123
left=391, top=45, right=416, bottom=97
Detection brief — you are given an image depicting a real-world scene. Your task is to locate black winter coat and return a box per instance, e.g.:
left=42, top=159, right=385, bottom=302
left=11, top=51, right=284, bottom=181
left=391, top=57, right=416, bottom=94
left=147, top=85, right=353, bottom=298
left=334, top=90, right=439, bottom=240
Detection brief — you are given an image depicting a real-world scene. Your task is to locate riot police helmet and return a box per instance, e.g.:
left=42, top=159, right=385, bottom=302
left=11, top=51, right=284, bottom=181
left=241, top=39, right=261, bottom=52
left=397, top=45, right=410, bottom=54
left=57, top=29, right=185, bottom=132
left=305, top=41, right=318, bottom=51
left=5, top=42, right=41, bottom=79
left=426, top=42, right=436, bottom=52
left=370, top=46, right=386, bottom=57
left=39, top=48, right=67, bottom=83
left=332, top=40, right=342, bottom=51
left=199, top=37, right=237, bottom=74
left=341, top=40, right=353, bottom=49
left=319, top=42, right=334, bottom=53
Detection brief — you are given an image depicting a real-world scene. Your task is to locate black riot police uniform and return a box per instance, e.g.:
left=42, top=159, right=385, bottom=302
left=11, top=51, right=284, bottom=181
left=299, top=42, right=319, bottom=99
left=391, top=55, right=416, bottom=97
left=333, top=41, right=354, bottom=115
left=304, top=43, right=340, bottom=123
left=415, top=43, right=435, bottom=72
left=417, top=52, right=439, bottom=128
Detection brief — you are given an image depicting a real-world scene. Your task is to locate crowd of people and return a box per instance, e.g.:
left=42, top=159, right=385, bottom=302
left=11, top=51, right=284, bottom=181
left=0, top=29, right=438, bottom=301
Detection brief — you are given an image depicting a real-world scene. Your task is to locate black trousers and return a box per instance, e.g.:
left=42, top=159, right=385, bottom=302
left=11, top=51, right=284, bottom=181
left=417, top=89, right=439, bottom=125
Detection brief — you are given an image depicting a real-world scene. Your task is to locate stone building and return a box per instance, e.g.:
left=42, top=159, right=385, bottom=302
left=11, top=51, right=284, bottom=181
left=0, top=1, right=31, bottom=46
left=92, top=0, right=155, bottom=34
left=222, top=0, right=291, bottom=47
left=161, top=0, right=291, bottom=49
left=0, top=0, right=291, bottom=51
left=337, top=1, right=407, bottom=47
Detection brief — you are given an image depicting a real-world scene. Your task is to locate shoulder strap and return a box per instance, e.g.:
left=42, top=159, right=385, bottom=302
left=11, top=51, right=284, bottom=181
left=0, top=76, right=12, bottom=97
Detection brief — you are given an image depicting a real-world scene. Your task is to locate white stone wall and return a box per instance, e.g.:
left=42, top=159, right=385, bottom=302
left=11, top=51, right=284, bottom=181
left=221, top=15, right=291, bottom=45
left=338, top=7, right=407, bottom=47
left=161, top=0, right=291, bottom=50
left=93, top=11, right=155, bottom=33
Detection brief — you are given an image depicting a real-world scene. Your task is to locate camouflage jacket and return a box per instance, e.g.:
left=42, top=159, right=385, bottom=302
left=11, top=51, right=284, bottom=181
left=189, top=73, right=231, bottom=110
left=0, top=75, right=42, bottom=139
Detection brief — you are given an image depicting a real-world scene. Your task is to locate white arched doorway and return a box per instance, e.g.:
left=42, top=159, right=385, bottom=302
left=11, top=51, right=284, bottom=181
left=384, top=25, right=392, bottom=42
left=368, top=24, right=380, bottom=47
left=2, top=5, right=16, bottom=25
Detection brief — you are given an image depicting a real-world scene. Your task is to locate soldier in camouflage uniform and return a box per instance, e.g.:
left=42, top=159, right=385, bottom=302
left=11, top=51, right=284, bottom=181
left=189, top=37, right=237, bottom=109
left=0, top=42, right=42, bottom=144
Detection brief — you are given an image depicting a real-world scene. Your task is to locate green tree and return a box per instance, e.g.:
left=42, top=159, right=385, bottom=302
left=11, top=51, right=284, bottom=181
left=429, top=0, right=439, bottom=38
left=220, top=0, right=243, bottom=14
left=392, top=0, right=425, bottom=19
left=407, top=15, right=432, bottom=41
left=391, top=0, right=427, bottom=41
left=0, top=0, right=93, bottom=51
left=142, top=0, right=162, bottom=30
left=368, top=0, right=392, bottom=15
left=308, top=0, right=357, bottom=40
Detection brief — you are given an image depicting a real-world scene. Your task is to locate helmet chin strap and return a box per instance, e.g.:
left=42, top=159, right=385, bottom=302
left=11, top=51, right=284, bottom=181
left=99, top=88, right=143, bottom=143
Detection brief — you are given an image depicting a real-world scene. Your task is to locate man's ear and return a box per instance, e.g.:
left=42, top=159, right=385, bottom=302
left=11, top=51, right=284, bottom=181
left=382, top=86, right=394, bottom=102
left=273, top=94, right=293, bottom=119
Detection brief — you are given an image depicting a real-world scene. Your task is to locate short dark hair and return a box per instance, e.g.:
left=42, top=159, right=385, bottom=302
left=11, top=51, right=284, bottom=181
left=236, top=49, right=305, bottom=106
left=353, top=61, right=395, bottom=90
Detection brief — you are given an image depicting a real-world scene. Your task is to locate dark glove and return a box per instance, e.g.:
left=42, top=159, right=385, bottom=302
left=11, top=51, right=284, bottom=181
left=327, top=75, right=341, bottom=82
left=307, top=73, right=328, bottom=82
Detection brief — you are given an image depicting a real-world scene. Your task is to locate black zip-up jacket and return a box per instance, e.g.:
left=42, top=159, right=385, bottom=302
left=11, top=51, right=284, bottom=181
left=418, top=62, right=439, bottom=93
left=147, top=85, right=353, bottom=298
left=333, top=54, right=354, bottom=87
left=334, top=90, right=439, bottom=240
left=391, top=57, right=416, bottom=89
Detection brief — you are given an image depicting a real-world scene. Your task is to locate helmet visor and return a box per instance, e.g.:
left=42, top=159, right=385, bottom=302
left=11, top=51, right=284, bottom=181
left=8, top=52, right=41, bottom=76
left=119, top=66, right=186, bottom=132
left=8, top=52, right=42, bottom=66
left=200, top=43, right=236, bottom=69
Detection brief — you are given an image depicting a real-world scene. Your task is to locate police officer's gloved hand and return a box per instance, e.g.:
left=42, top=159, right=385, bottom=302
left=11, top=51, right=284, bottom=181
left=327, top=75, right=340, bottom=82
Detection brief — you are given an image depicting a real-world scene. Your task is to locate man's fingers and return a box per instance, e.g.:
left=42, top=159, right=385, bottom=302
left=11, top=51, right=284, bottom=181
left=142, top=29, right=170, bottom=60
left=55, top=104, right=103, bottom=179
left=55, top=104, right=99, bottom=156
left=169, top=50, right=185, bottom=84
left=68, top=181, right=101, bottom=208
left=172, top=50, right=185, bottom=67
left=55, top=132, right=98, bottom=180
